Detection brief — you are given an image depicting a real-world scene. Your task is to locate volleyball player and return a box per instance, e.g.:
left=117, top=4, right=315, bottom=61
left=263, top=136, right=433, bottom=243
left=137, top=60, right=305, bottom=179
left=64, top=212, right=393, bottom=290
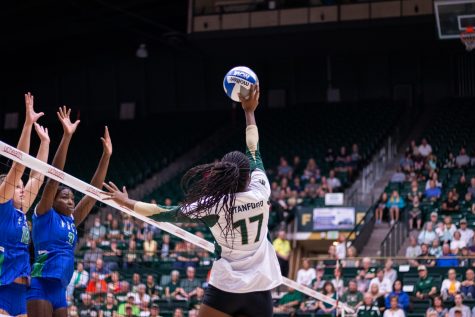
left=0, top=93, right=48, bottom=317
left=104, top=84, right=282, bottom=317
left=27, top=106, right=113, bottom=317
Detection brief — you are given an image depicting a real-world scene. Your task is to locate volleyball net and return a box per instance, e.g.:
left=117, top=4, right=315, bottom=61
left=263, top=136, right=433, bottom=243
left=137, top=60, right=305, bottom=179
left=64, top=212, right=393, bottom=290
left=0, top=139, right=355, bottom=315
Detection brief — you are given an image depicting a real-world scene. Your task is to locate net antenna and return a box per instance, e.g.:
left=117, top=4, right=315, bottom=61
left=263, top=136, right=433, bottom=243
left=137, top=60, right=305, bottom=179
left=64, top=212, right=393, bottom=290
left=0, top=139, right=356, bottom=315
left=461, top=26, right=475, bottom=51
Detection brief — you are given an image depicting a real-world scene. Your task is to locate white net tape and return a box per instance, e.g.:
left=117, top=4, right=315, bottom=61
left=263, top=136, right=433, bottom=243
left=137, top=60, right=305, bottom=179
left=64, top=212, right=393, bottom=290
left=461, top=30, right=475, bottom=51
left=0, top=139, right=355, bottom=314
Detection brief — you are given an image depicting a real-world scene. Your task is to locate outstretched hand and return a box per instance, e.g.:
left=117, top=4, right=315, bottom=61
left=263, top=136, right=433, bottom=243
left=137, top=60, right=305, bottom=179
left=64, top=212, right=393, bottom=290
left=34, top=123, right=50, bottom=143
left=239, top=84, right=259, bottom=113
left=25, top=92, right=44, bottom=126
left=101, top=126, right=112, bottom=156
left=103, top=181, right=129, bottom=206
left=57, top=106, right=80, bottom=135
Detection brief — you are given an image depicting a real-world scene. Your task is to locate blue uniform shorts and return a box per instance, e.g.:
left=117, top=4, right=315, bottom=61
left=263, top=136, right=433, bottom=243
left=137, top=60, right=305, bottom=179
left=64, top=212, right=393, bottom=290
left=26, top=277, right=67, bottom=310
left=0, top=282, right=27, bottom=316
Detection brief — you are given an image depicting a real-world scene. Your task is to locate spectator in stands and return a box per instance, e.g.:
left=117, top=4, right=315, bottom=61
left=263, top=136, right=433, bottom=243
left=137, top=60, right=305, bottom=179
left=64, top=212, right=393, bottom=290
left=387, top=191, right=405, bottom=225
left=456, top=147, right=470, bottom=168
left=331, top=268, right=345, bottom=297
left=437, top=216, right=457, bottom=243
left=77, top=293, right=99, bottom=316
left=341, top=279, right=363, bottom=309
left=361, top=257, right=377, bottom=279
left=117, top=295, right=140, bottom=316
left=457, top=175, right=469, bottom=198
left=391, top=168, right=406, bottom=183
left=351, top=144, right=361, bottom=168
left=91, top=258, right=111, bottom=281
left=320, top=176, right=332, bottom=196
left=317, top=282, right=338, bottom=316
left=408, top=196, right=423, bottom=230
left=342, top=246, right=359, bottom=268
left=67, top=262, right=89, bottom=301
left=324, top=245, right=338, bottom=267
left=407, top=180, right=422, bottom=203
left=448, top=294, right=471, bottom=317
left=122, top=215, right=135, bottom=238
left=369, top=283, right=386, bottom=313
left=441, top=268, right=461, bottom=301
left=461, top=269, right=475, bottom=299
left=384, top=258, right=397, bottom=284
left=273, top=287, right=304, bottom=315
left=429, top=212, right=439, bottom=228
left=426, top=296, right=448, bottom=317
left=89, top=216, right=107, bottom=241
left=86, top=271, right=108, bottom=295
left=413, top=149, right=424, bottom=173
left=414, top=265, right=437, bottom=299
left=385, top=280, right=409, bottom=311
left=370, top=269, right=393, bottom=297
left=84, top=240, right=103, bottom=270
left=297, top=258, right=316, bottom=287
left=410, top=243, right=435, bottom=268
left=144, top=275, right=160, bottom=301
left=304, top=176, right=319, bottom=198
left=429, top=238, right=443, bottom=258
left=174, top=241, right=200, bottom=269
left=273, top=229, right=291, bottom=277
left=451, top=231, right=467, bottom=253
left=130, top=284, right=150, bottom=306
left=100, top=292, right=117, bottom=317
left=383, top=296, right=405, bottom=317
left=302, top=158, right=320, bottom=181
left=180, top=266, right=201, bottom=300
left=173, top=308, right=184, bottom=317
left=143, top=232, right=157, bottom=262
left=291, top=176, right=303, bottom=193
left=159, top=234, right=174, bottom=259
left=150, top=304, right=161, bottom=317
left=299, top=298, right=319, bottom=314
left=400, top=152, right=414, bottom=173
left=425, top=180, right=442, bottom=201
left=468, top=178, right=475, bottom=197
left=441, top=191, right=460, bottom=214
left=103, top=240, right=122, bottom=272
left=426, top=154, right=438, bottom=172
left=418, top=223, right=437, bottom=246
left=335, top=146, right=351, bottom=173
left=444, top=152, right=456, bottom=169
left=165, top=270, right=187, bottom=300
left=107, top=219, right=123, bottom=241
left=461, top=192, right=473, bottom=212
left=436, top=243, right=459, bottom=267
left=124, top=239, right=137, bottom=268
left=325, top=148, right=335, bottom=169
left=328, top=170, right=342, bottom=192
left=131, top=273, right=141, bottom=293
left=406, top=236, right=422, bottom=258
left=278, top=157, right=293, bottom=178
left=292, top=155, right=304, bottom=176
left=376, top=193, right=389, bottom=224
left=459, top=247, right=471, bottom=267
left=357, top=293, right=380, bottom=317
left=336, top=234, right=347, bottom=260
left=107, top=271, right=122, bottom=294
left=418, top=138, right=432, bottom=158
left=189, top=287, right=205, bottom=311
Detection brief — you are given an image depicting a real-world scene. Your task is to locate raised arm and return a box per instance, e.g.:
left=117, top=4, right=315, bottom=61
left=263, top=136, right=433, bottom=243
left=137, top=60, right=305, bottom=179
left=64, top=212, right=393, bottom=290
left=74, top=127, right=112, bottom=225
left=36, top=106, right=80, bottom=215
left=22, top=123, right=50, bottom=211
left=0, top=93, right=44, bottom=204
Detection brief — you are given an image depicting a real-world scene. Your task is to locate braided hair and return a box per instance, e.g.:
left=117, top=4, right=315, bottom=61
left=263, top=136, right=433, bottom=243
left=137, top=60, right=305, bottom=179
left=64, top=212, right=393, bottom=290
left=180, top=151, right=250, bottom=244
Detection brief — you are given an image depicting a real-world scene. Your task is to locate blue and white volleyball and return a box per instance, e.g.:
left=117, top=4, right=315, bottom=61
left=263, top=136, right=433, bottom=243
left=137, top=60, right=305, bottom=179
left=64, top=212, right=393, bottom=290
left=223, top=66, right=259, bottom=102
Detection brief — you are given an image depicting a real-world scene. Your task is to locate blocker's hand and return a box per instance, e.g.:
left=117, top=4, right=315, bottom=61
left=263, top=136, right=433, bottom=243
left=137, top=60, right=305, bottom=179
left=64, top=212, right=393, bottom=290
left=239, top=84, right=259, bottom=113
left=103, top=181, right=129, bottom=205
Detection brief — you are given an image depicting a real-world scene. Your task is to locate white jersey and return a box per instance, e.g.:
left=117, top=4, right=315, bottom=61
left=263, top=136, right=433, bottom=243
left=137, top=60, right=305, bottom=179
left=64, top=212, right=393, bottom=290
left=207, top=169, right=282, bottom=293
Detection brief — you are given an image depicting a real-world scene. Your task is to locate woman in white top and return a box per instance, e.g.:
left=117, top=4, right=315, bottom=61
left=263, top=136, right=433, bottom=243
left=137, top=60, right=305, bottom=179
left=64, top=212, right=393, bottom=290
left=297, top=259, right=316, bottom=287
left=383, top=296, right=406, bottom=317
left=104, top=85, right=282, bottom=317
left=441, top=269, right=461, bottom=300
left=450, top=231, right=467, bottom=253
left=418, top=222, right=437, bottom=245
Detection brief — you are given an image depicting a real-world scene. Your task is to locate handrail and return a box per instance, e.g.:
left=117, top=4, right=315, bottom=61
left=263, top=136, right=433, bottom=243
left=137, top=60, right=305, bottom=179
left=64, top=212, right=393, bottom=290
left=347, top=206, right=375, bottom=254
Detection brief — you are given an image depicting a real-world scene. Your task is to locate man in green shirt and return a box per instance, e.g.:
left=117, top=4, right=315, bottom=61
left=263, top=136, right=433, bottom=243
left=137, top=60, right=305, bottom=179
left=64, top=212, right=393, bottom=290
left=117, top=295, right=140, bottom=316
left=273, top=288, right=304, bottom=314
left=341, top=280, right=363, bottom=308
left=414, top=265, right=437, bottom=299
left=357, top=293, right=380, bottom=317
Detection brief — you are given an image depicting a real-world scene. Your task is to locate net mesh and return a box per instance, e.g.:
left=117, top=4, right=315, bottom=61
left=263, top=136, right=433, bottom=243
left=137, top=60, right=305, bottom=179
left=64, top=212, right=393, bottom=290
left=461, top=26, right=475, bottom=51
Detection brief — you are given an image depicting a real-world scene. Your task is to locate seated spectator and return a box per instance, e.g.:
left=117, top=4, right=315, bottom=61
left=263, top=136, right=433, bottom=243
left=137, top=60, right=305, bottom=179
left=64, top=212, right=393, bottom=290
left=457, top=175, right=469, bottom=198
left=179, top=266, right=202, bottom=300
left=429, top=212, right=439, bottom=228
left=408, top=196, right=422, bottom=230
left=188, top=287, right=205, bottom=311
left=278, top=157, right=293, bottom=178
left=341, top=280, right=363, bottom=309
left=302, top=158, right=320, bottom=181
left=436, top=216, right=457, bottom=243
left=317, top=282, right=338, bottom=316
left=441, top=191, right=460, bottom=214
left=292, top=155, right=304, bottom=176
left=296, top=258, right=316, bottom=287
left=426, top=154, right=438, bottom=171
left=68, top=305, right=78, bottom=317
left=165, top=270, right=187, bottom=300
left=429, top=239, right=443, bottom=257
left=86, top=272, right=108, bottom=295
left=100, top=293, right=118, bottom=317
left=335, top=146, right=351, bottom=173
left=448, top=294, right=471, bottom=317
left=117, top=295, right=140, bottom=316
left=159, top=234, right=174, bottom=259
left=328, top=170, right=342, bottom=192
left=410, top=243, right=435, bottom=268
left=273, top=229, right=291, bottom=277
left=384, top=258, right=397, bottom=285
left=83, top=240, right=103, bottom=271
left=383, top=296, right=405, bottom=317
left=103, top=241, right=122, bottom=272
left=129, top=284, right=150, bottom=306
left=441, top=268, right=461, bottom=300
left=107, top=219, right=123, bottom=241
left=369, top=269, right=393, bottom=297
left=145, top=274, right=161, bottom=301
left=376, top=192, right=389, bottom=224
left=451, top=231, right=467, bottom=253
left=274, top=287, right=304, bottom=315
left=418, top=138, right=432, bottom=158
left=468, top=178, right=475, bottom=197
left=77, top=293, right=99, bottom=316
left=324, top=245, right=338, bottom=267
left=413, top=150, right=424, bottom=172
left=124, top=239, right=137, bottom=268
left=369, top=283, right=386, bottom=313
left=400, top=153, right=414, bottom=173
left=414, top=265, right=437, bottom=299
left=358, top=258, right=377, bottom=285
left=436, top=243, right=459, bottom=267
left=173, top=308, right=184, bottom=317
left=461, top=269, right=475, bottom=299
left=291, top=176, right=303, bottom=193
left=108, top=271, right=123, bottom=294
left=444, top=152, right=456, bottom=169
left=173, top=242, right=199, bottom=269
left=325, top=148, right=335, bottom=168
left=150, top=304, right=161, bottom=317
left=357, top=293, right=380, bottom=317
left=425, top=180, right=442, bottom=201
left=67, top=262, right=89, bottom=301
left=425, top=172, right=442, bottom=190
left=143, top=232, right=157, bottom=262
left=342, top=246, right=360, bottom=268
left=385, top=280, right=409, bottom=311
left=91, top=258, right=111, bottom=280
left=418, top=222, right=437, bottom=246
left=335, top=234, right=347, bottom=260
left=116, top=281, right=130, bottom=302
left=405, top=236, right=422, bottom=259
left=131, top=273, right=141, bottom=293
left=426, top=296, right=448, bottom=317
left=351, top=144, right=361, bottom=167
left=387, top=191, right=405, bottom=225
left=461, top=192, right=473, bottom=212
left=459, top=247, right=471, bottom=267
left=299, top=298, right=319, bottom=314
left=456, top=147, right=470, bottom=168
left=89, top=216, right=107, bottom=241
left=304, top=177, right=320, bottom=197
left=331, top=268, right=345, bottom=297
left=391, top=168, right=406, bottom=183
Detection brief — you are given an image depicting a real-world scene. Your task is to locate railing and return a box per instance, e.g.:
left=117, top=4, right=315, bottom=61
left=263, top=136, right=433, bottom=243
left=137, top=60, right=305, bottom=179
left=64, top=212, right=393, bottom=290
left=380, top=217, right=408, bottom=257
left=347, top=206, right=375, bottom=255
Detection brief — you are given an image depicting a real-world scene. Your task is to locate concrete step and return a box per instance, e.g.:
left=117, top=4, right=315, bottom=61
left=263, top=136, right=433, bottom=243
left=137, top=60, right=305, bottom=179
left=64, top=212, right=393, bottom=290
left=359, top=224, right=393, bottom=257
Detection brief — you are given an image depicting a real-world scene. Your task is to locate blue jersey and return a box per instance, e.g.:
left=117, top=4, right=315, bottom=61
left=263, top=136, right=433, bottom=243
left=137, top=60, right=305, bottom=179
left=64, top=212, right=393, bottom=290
left=0, top=200, right=30, bottom=285
left=31, top=208, right=77, bottom=287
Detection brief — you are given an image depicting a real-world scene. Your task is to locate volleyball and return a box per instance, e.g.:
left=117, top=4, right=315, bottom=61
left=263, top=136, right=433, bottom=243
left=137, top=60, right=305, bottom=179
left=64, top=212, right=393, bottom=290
left=223, top=66, right=259, bottom=102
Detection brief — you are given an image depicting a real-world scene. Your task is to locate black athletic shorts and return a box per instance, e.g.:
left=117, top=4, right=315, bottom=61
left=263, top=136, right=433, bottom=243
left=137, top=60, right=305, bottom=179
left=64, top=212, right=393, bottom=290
left=203, top=284, right=273, bottom=317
